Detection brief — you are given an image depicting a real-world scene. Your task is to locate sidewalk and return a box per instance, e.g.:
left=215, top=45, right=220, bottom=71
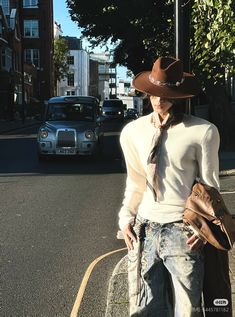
left=219, top=152, right=235, bottom=175
left=106, top=250, right=235, bottom=317
left=105, top=156, right=235, bottom=317
left=0, top=117, right=40, bottom=134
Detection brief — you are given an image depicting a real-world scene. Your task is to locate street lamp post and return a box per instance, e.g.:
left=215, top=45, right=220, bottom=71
left=175, top=0, right=192, bottom=113
left=175, top=0, right=191, bottom=71
left=175, top=0, right=182, bottom=61
left=19, top=0, right=25, bottom=105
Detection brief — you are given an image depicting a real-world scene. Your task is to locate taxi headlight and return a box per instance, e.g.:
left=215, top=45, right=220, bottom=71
left=40, top=130, right=48, bottom=138
left=85, top=130, right=95, bottom=139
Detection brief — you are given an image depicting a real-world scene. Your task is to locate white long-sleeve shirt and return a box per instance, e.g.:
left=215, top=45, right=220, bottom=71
left=119, top=113, right=220, bottom=230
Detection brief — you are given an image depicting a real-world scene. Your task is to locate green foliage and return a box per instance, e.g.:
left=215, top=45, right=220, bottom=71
left=53, top=37, right=70, bottom=85
left=66, top=0, right=235, bottom=86
left=66, top=0, right=175, bottom=74
left=66, top=0, right=235, bottom=147
left=191, top=0, right=235, bottom=86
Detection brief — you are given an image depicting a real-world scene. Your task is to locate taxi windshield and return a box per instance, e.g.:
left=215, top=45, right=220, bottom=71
left=46, top=103, right=94, bottom=122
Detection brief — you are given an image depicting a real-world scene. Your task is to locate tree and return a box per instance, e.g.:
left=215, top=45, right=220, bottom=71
left=53, top=37, right=70, bottom=94
left=66, top=0, right=235, bottom=148
left=66, top=0, right=175, bottom=74
left=191, top=0, right=235, bottom=148
left=66, top=0, right=234, bottom=78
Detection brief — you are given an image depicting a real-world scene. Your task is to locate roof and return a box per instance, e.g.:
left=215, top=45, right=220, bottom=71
left=48, top=96, right=99, bottom=104
left=63, top=36, right=82, bottom=50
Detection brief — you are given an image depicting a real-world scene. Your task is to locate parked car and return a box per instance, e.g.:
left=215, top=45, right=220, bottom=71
left=37, top=96, right=104, bottom=159
left=125, top=108, right=139, bottom=120
left=101, top=99, right=125, bottom=121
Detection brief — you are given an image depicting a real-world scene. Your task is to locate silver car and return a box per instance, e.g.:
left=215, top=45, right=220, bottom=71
left=37, top=96, right=104, bottom=159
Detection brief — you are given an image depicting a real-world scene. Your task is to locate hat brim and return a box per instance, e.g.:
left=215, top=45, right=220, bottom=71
left=132, top=71, right=201, bottom=99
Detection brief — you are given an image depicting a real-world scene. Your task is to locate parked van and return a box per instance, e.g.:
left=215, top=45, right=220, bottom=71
left=101, top=99, right=125, bottom=121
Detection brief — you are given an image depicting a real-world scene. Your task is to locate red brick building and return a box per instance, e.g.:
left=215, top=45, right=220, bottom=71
left=0, top=0, right=54, bottom=119
left=16, top=0, right=54, bottom=103
left=0, top=2, right=21, bottom=119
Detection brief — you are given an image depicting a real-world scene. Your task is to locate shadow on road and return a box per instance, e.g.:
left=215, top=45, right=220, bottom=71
left=0, top=135, right=125, bottom=176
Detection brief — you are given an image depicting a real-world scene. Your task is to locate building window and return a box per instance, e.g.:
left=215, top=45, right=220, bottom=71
left=24, top=49, right=40, bottom=67
left=23, top=0, right=38, bottom=7
left=66, top=90, right=75, bottom=96
left=24, top=20, right=39, bottom=38
left=0, top=21, right=2, bottom=37
left=1, top=47, right=12, bottom=71
left=0, top=0, right=10, bottom=15
left=67, top=73, right=74, bottom=86
left=67, top=56, right=74, bottom=65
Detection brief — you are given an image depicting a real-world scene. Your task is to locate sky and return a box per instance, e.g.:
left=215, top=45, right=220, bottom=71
left=53, top=0, right=129, bottom=81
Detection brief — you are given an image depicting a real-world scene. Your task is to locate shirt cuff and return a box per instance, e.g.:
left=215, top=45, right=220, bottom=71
left=119, top=214, right=135, bottom=231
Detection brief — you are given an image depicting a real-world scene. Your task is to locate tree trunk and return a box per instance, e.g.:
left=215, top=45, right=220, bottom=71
left=205, top=83, right=235, bottom=150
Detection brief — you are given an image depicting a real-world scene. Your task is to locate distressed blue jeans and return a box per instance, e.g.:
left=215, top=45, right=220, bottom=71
left=128, top=215, right=204, bottom=317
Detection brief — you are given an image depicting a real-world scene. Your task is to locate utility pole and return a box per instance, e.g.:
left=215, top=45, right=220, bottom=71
left=175, top=0, right=183, bottom=61
left=175, top=0, right=192, bottom=113
left=175, top=0, right=191, bottom=71
left=19, top=0, right=25, bottom=106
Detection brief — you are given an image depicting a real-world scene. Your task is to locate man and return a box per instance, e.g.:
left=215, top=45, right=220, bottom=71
left=119, top=57, right=226, bottom=316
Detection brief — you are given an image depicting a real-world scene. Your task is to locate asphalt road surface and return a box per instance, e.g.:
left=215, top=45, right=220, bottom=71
left=0, top=121, right=127, bottom=317
left=1, top=121, right=234, bottom=317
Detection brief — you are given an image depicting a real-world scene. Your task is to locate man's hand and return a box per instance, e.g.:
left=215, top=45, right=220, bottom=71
left=122, top=223, right=137, bottom=251
left=187, top=233, right=206, bottom=250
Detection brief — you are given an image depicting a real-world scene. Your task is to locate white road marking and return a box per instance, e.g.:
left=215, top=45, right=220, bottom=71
left=103, top=132, right=121, bottom=136
left=70, top=247, right=127, bottom=317
left=221, top=191, right=235, bottom=194
left=0, top=173, right=42, bottom=177
left=0, top=134, right=37, bottom=139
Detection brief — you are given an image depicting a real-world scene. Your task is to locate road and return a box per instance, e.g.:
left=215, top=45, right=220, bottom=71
left=1, top=121, right=234, bottom=317
left=0, top=122, right=127, bottom=317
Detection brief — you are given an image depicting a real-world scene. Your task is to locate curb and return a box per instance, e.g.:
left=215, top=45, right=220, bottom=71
left=105, top=255, right=129, bottom=317
left=219, top=169, right=235, bottom=177
left=0, top=120, right=41, bottom=135
left=105, top=248, right=235, bottom=317
left=106, top=172, right=235, bottom=316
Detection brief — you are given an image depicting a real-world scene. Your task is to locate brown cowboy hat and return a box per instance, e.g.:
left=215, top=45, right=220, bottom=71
left=132, top=57, right=201, bottom=99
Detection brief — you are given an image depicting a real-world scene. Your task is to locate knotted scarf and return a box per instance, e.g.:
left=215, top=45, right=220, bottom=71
left=147, top=112, right=184, bottom=201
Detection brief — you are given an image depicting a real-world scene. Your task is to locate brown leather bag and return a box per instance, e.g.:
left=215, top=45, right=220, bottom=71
left=183, top=182, right=235, bottom=250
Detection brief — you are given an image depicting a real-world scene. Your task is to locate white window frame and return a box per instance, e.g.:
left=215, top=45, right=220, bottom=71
left=24, top=20, right=39, bottom=38
left=67, top=73, right=74, bottom=87
left=24, top=48, right=40, bottom=67
left=67, top=56, right=74, bottom=65
left=1, top=47, right=12, bottom=71
left=0, top=0, right=10, bottom=15
left=23, top=0, right=38, bottom=8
